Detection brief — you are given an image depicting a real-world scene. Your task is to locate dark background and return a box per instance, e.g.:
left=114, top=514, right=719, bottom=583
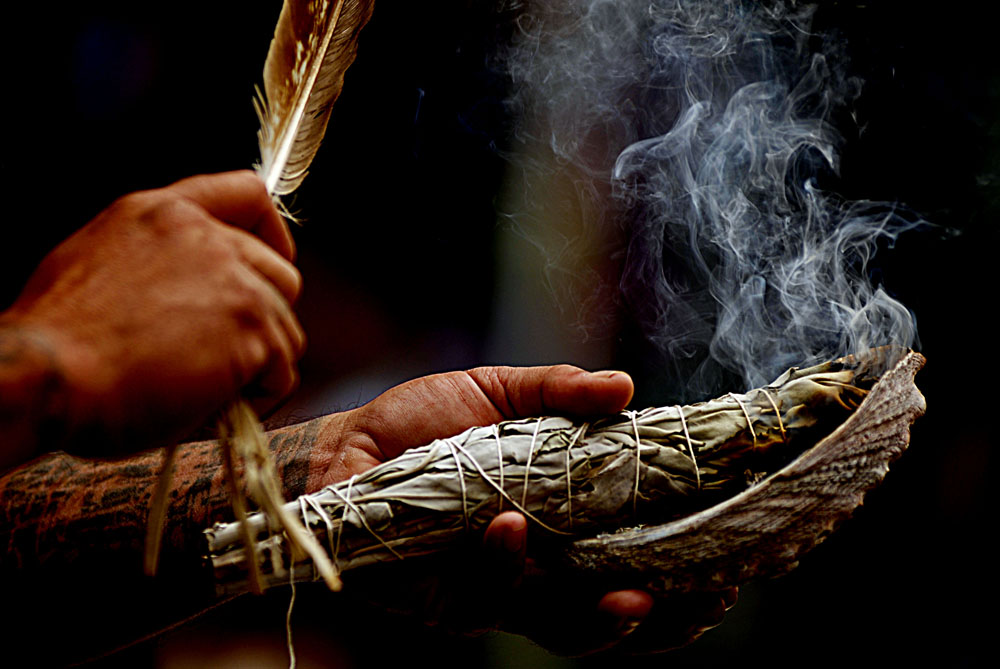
left=1, top=1, right=994, bottom=666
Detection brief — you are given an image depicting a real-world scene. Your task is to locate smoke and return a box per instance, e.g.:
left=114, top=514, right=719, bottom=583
left=497, top=0, right=923, bottom=398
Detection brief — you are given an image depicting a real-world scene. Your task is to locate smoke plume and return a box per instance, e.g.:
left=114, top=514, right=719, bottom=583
left=498, top=0, right=922, bottom=398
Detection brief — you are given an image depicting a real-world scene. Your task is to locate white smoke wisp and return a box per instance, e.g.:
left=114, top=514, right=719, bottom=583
left=498, top=0, right=923, bottom=398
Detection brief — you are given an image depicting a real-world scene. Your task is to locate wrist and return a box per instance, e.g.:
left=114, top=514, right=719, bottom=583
left=259, top=413, right=348, bottom=497
left=0, top=317, right=71, bottom=468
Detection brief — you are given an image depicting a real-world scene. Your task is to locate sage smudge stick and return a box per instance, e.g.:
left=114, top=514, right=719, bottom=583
left=206, top=351, right=896, bottom=596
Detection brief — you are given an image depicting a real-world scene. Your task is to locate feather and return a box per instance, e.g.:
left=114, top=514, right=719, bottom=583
left=256, top=0, right=376, bottom=195
left=221, top=0, right=377, bottom=593
left=146, top=1, right=375, bottom=593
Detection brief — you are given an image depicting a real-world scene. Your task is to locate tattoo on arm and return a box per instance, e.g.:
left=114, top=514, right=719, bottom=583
left=0, top=342, right=338, bottom=662
left=0, top=416, right=331, bottom=573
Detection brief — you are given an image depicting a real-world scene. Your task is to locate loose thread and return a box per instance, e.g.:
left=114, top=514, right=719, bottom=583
left=628, top=411, right=642, bottom=518
left=675, top=406, right=700, bottom=491
left=297, top=497, right=314, bottom=582
left=521, top=418, right=543, bottom=509
left=761, top=389, right=788, bottom=443
left=304, top=495, right=337, bottom=573
left=144, top=443, right=179, bottom=577
left=493, top=425, right=504, bottom=514
left=298, top=496, right=342, bottom=584
left=333, top=476, right=356, bottom=567
left=286, top=563, right=297, bottom=669
left=728, top=393, right=758, bottom=452
left=445, top=438, right=470, bottom=532
left=564, top=424, right=589, bottom=530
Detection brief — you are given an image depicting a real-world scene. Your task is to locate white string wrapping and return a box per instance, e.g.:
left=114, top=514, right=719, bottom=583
left=675, top=405, right=700, bottom=491
left=628, top=410, right=642, bottom=518
left=729, top=392, right=758, bottom=452
left=521, top=417, right=543, bottom=509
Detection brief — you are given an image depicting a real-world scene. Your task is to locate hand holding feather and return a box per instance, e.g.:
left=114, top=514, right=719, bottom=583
left=203, top=0, right=376, bottom=591
left=0, top=172, right=303, bottom=468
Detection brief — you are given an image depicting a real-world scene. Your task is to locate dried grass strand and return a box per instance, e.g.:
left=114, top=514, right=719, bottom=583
left=628, top=411, right=642, bottom=518
left=564, top=424, right=589, bottom=529
left=445, top=438, right=470, bottom=532
left=304, top=495, right=337, bottom=572
left=143, top=443, right=179, bottom=577
left=218, top=427, right=264, bottom=594
left=493, top=425, right=504, bottom=513
left=333, top=476, right=356, bottom=568
left=286, top=561, right=297, bottom=669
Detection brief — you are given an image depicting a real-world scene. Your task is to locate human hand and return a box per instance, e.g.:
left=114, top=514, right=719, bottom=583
left=313, top=364, right=634, bottom=486
left=314, top=365, right=734, bottom=654
left=482, top=511, right=739, bottom=656
left=1, top=171, right=304, bottom=457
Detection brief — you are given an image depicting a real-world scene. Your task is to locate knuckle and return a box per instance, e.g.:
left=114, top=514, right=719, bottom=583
left=203, top=237, right=239, bottom=267
left=468, top=365, right=510, bottom=388
left=233, top=334, right=268, bottom=386
left=282, top=367, right=300, bottom=396
left=135, top=193, right=205, bottom=235
left=466, top=366, right=517, bottom=415
left=101, top=191, right=155, bottom=224
left=194, top=220, right=241, bottom=257
left=222, top=275, right=269, bottom=327
left=232, top=288, right=268, bottom=326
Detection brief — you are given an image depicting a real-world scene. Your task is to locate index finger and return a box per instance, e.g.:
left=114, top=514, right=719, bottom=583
left=167, top=170, right=296, bottom=261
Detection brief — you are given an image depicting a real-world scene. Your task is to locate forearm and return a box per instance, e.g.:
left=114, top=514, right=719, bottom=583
left=0, top=414, right=337, bottom=662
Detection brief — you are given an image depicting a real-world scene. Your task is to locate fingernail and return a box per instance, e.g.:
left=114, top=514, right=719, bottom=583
left=592, top=370, right=627, bottom=380
left=722, top=588, right=739, bottom=610
left=615, top=617, right=643, bottom=638
left=483, top=527, right=502, bottom=553
left=503, top=524, right=525, bottom=553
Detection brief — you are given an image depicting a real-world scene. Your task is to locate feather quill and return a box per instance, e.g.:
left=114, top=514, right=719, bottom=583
left=145, top=0, right=375, bottom=593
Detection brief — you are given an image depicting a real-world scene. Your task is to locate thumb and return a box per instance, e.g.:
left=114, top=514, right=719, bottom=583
left=465, top=364, right=634, bottom=418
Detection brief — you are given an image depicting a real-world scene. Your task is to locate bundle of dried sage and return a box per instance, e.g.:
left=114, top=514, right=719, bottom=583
left=206, top=353, right=890, bottom=595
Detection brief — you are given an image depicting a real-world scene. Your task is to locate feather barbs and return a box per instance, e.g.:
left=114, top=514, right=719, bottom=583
left=256, top=0, right=375, bottom=196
